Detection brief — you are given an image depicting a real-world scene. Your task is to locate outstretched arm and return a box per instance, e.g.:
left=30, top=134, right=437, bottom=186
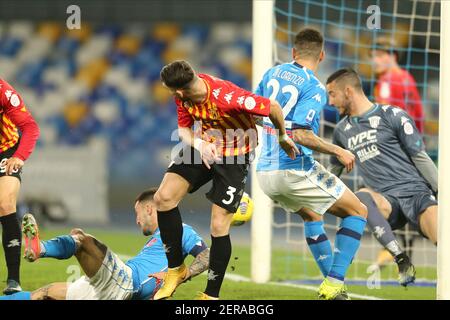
left=184, top=248, right=210, bottom=281
left=148, top=248, right=210, bottom=283
left=293, top=128, right=355, bottom=172
left=31, top=282, right=68, bottom=300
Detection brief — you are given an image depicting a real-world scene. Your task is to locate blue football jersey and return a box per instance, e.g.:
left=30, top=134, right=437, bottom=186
left=126, top=224, right=206, bottom=300
left=255, top=62, right=326, bottom=171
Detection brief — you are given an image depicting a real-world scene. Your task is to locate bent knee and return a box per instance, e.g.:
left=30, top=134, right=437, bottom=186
left=341, top=199, right=368, bottom=219
left=357, top=188, right=371, bottom=194
left=154, top=189, right=177, bottom=210
left=357, top=202, right=368, bottom=219
left=296, top=209, right=323, bottom=222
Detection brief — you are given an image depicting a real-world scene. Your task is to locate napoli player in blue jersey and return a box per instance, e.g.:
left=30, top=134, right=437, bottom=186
left=255, top=28, right=368, bottom=300
left=0, top=188, right=210, bottom=300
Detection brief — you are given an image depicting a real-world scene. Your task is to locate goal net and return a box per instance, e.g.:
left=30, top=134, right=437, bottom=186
left=252, top=0, right=439, bottom=287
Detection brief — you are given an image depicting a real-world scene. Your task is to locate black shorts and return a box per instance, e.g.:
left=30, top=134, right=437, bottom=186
left=384, top=191, right=437, bottom=232
left=167, top=147, right=251, bottom=213
left=0, top=143, right=22, bottom=181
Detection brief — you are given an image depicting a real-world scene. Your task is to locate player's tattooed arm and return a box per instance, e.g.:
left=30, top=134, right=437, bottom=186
left=293, top=129, right=341, bottom=155
left=185, top=248, right=210, bottom=281
left=293, top=129, right=355, bottom=172
left=31, top=282, right=68, bottom=300
left=32, top=284, right=52, bottom=300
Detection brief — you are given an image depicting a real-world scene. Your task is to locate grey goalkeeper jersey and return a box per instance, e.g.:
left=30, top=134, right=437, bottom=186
left=331, top=104, right=434, bottom=197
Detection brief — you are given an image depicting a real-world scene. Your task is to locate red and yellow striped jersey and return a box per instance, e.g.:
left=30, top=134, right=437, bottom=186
left=176, top=74, right=271, bottom=157
left=0, top=79, right=40, bottom=161
left=0, top=108, right=19, bottom=152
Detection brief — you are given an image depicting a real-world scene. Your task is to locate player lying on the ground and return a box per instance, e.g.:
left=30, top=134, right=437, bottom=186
left=255, top=28, right=368, bottom=300
left=327, top=67, right=438, bottom=286
left=0, top=188, right=210, bottom=300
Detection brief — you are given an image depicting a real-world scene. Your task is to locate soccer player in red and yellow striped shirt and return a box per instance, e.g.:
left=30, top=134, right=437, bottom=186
left=153, top=60, right=298, bottom=300
left=0, top=78, right=40, bottom=294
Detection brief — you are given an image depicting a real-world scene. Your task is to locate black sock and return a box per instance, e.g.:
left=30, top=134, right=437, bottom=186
left=157, top=207, right=183, bottom=268
left=204, top=234, right=231, bottom=298
left=395, top=252, right=410, bottom=265
left=1, top=213, right=21, bottom=283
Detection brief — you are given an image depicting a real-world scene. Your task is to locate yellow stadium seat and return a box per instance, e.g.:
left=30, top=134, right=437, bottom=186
left=63, top=101, right=89, bottom=127
left=76, top=58, right=110, bottom=89
left=231, top=58, right=252, bottom=81
left=116, top=34, right=141, bottom=56
left=152, top=82, right=173, bottom=105
left=275, top=22, right=290, bottom=45
left=357, top=62, right=373, bottom=78
left=425, top=120, right=439, bottom=136
left=152, top=23, right=180, bottom=42
left=162, top=48, right=187, bottom=64
left=66, top=23, right=92, bottom=42
left=38, top=22, right=63, bottom=42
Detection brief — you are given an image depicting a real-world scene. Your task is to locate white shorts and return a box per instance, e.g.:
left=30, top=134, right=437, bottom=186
left=256, top=161, right=346, bottom=215
left=66, top=249, right=135, bottom=300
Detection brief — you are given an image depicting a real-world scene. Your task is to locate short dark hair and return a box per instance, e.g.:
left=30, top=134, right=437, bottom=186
left=160, top=60, right=195, bottom=89
left=294, top=28, right=324, bottom=59
left=135, top=187, right=158, bottom=204
left=372, top=37, right=400, bottom=60
left=326, top=67, right=362, bottom=90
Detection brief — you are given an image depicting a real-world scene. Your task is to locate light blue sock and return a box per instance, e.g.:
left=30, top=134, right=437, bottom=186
left=41, top=235, right=77, bottom=260
left=0, top=291, right=31, bottom=300
left=304, top=221, right=333, bottom=277
left=328, top=216, right=367, bottom=283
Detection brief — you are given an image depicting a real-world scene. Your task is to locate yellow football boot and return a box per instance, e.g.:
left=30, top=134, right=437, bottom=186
left=195, top=292, right=219, bottom=300
left=153, top=264, right=187, bottom=300
left=318, top=278, right=350, bottom=300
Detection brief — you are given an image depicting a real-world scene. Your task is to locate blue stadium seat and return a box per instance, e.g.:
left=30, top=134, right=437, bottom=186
left=0, top=37, right=22, bottom=57
left=1, top=22, right=256, bottom=160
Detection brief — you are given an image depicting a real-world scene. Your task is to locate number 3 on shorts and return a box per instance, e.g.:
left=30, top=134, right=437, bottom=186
left=222, top=186, right=237, bottom=205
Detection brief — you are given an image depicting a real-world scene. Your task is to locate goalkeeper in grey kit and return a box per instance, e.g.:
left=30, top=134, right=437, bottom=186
left=326, top=68, right=437, bottom=286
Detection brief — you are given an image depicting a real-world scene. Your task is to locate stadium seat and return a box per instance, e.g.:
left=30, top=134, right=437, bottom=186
left=37, top=22, right=62, bottom=43
left=0, top=21, right=263, bottom=158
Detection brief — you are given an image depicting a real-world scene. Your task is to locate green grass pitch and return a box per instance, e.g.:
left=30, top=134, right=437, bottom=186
left=0, top=228, right=436, bottom=300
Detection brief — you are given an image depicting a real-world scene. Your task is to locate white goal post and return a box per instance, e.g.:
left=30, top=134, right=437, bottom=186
left=437, top=0, right=450, bottom=301
left=251, top=0, right=274, bottom=284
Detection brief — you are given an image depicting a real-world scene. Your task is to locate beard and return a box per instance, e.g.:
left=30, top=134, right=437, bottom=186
left=339, top=98, right=352, bottom=117
left=142, top=229, right=152, bottom=236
